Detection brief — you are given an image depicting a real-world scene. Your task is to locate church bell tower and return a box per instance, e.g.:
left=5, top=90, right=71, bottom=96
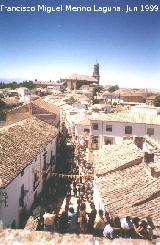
left=93, top=63, right=100, bottom=83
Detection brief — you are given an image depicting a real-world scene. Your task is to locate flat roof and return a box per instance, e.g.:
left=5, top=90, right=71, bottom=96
left=91, top=111, right=160, bottom=125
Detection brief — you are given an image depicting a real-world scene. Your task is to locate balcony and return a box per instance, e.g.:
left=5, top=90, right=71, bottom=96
left=33, top=178, right=40, bottom=191
left=19, top=196, right=24, bottom=208
left=42, top=165, right=51, bottom=179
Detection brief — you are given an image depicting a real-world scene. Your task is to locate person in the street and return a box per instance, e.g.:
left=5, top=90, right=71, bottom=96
left=93, top=209, right=105, bottom=237
left=137, top=220, right=152, bottom=240
left=113, top=216, right=122, bottom=238
left=59, top=211, right=69, bottom=234
left=103, top=219, right=114, bottom=239
left=121, top=216, right=133, bottom=238
left=73, top=186, right=77, bottom=197
left=68, top=207, right=77, bottom=233
left=43, top=208, right=56, bottom=232
left=78, top=203, right=88, bottom=233
left=87, top=203, right=97, bottom=234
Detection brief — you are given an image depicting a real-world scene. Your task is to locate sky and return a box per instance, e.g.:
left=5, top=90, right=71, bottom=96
left=0, top=0, right=160, bottom=88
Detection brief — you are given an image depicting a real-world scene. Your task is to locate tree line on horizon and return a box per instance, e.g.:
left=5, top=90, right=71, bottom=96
left=0, top=81, right=35, bottom=90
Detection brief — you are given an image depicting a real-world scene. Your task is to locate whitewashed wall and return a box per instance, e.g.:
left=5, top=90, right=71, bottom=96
left=0, top=137, right=57, bottom=228
left=75, top=124, right=90, bottom=136
left=76, top=119, right=160, bottom=149
left=93, top=178, right=104, bottom=212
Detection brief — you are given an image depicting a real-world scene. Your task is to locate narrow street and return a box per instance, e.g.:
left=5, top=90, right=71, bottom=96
left=25, top=127, right=95, bottom=235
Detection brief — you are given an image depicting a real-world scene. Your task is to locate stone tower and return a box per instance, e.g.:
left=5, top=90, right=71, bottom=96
left=93, top=63, right=100, bottom=83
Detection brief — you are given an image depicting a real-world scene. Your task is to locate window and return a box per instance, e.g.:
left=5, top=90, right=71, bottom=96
left=11, top=220, right=16, bottom=229
left=33, top=173, right=39, bottom=191
left=43, top=153, right=47, bottom=171
left=21, top=170, right=24, bottom=177
left=104, top=139, right=112, bottom=145
left=123, top=136, right=133, bottom=140
left=34, top=191, right=37, bottom=202
left=50, top=155, right=55, bottom=165
left=84, top=128, right=90, bottom=133
left=21, top=184, right=24, bottom=198
left=104, top=136, right=113, bottom=145
left=147, top=128, right=154, bottom=136
left=19, top=184, right=24, bottom=207
left=92, top=136, right=98, bottom=144
left=125, top=126, right=132, bottom=134
left=92, top=123, right=99, bottom=130
left=92, top=136, right=99, bottom=149
left=106, top=125, right=112, bottom=132
left=34, top=173, right=39, bottom=183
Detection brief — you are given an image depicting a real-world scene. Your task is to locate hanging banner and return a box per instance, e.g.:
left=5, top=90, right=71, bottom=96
left=32, top=169, right=95, bottom=179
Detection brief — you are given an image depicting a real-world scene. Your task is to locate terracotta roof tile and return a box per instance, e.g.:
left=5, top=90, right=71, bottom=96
left=96, top=162, right=160, bottom=224
left=0, top=117, right=58, bottom=188
left=93, top=141, right=143, bottom=175
left=66, top=74, right=98, bottom=82
left=32, top=98, right=60, bottom=114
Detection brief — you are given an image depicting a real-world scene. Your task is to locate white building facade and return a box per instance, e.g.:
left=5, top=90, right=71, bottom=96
left=0, top=117, right=58, bottom=228
left=75, top=112, right=160, bottom=149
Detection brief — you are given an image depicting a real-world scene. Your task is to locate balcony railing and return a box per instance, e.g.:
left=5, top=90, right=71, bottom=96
left=42, top=165, right=51, bottom=179
left=33, top=178, right=40, bottom=191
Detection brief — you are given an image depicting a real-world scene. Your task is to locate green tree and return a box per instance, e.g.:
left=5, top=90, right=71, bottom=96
left=0, top=99, right=6, bottom=121
left=93, top=98, right=99, bottom=104
left=154, top=96, right=160, bottom=107
left=108, top=85, right=119, bottom=93
left=93, top=85, right=104, bottom=96
left=66, top=96, right=77, bottom=105
left=0, top=99, right=6, bottom=110
left=0, top=81, right=35, bottom=90
left=113, top=102, right=117, bottom=106
left=0, top=111, right=6, bottom=121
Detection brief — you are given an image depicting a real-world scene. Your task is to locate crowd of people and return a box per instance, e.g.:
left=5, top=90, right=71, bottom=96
left=42, top=204, right=154, bottom=240
left=40, top=135, right=154, bottom=240
left=70, top=137, right=94, bottom=203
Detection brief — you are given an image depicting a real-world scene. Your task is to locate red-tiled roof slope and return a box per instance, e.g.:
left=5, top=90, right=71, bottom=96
left=0, top=117, right=58, bottom=188
left=96, top=163, right=160, bottom=225
left=32, top=98, right=60, bottom=114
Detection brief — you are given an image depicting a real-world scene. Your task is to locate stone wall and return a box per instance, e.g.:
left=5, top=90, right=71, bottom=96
left=0, top=229, right=154, bottom=244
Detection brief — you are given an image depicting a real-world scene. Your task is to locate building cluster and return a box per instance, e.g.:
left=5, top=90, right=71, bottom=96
left=0, top=87, right=33, bottom=105
left=75, top=110, right=160, bottom=149
left=1, top=64, right=160, bottom=242
left=34, top=63, right=100, bottom=91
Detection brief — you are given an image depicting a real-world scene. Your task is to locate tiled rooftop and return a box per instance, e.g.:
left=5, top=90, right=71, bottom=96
left=93, top=141, right=143, bottom=175
left=0, top=117, right=58, bottom=188
left=96, top=161, right=160, bottom=225
left=32, top=98, right=60, bottom=114
left=66, top=74, right=98, bottom=82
